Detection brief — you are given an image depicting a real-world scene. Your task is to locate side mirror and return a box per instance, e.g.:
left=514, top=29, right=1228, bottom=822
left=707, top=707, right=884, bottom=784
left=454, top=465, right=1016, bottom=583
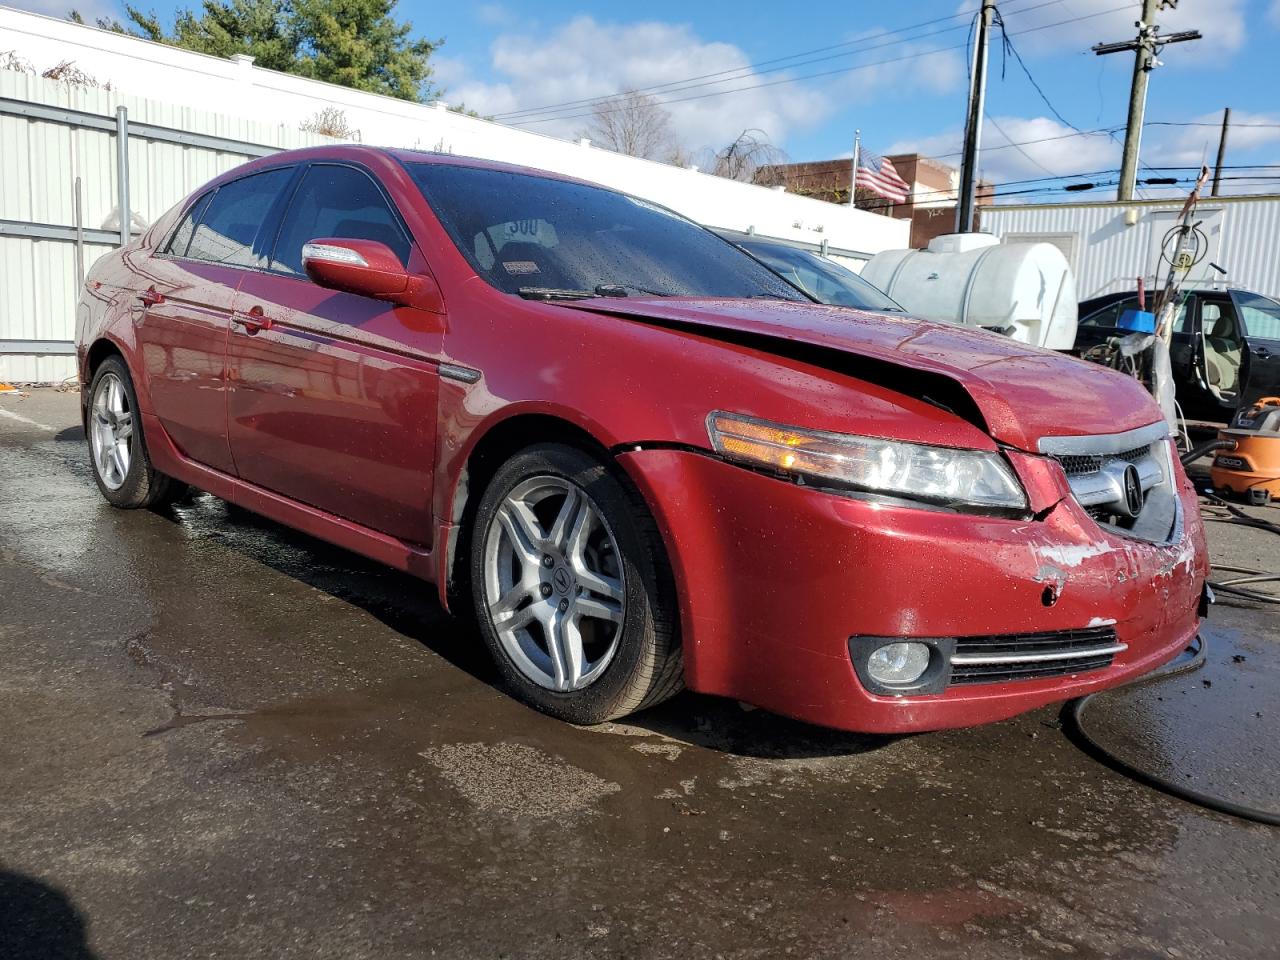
left=302, top=238, right=443, bottom=313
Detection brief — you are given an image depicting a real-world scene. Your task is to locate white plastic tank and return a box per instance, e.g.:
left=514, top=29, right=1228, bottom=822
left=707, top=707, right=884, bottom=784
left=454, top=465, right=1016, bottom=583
left=861, top=233, right=1078, bottom=350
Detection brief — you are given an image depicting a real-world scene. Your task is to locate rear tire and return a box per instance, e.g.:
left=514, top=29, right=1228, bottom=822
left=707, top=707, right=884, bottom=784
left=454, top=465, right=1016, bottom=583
left=469, top=443, right=683, bottom=724
left=86, top=356, right=182, bottom=509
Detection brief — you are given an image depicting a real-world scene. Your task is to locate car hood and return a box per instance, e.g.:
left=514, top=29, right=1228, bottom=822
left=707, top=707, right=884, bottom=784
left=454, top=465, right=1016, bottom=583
left=558, top=297, right=1162, bottom=452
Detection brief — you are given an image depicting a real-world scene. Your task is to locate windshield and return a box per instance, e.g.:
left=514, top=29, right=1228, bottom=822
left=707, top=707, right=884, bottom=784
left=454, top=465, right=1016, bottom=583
left=736, top=239, right=902, bottom=312
left=405, top=163, right=805, bottom=301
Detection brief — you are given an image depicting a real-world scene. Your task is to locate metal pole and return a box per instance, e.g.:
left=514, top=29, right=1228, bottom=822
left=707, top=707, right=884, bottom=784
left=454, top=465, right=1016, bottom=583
left=74, top=177, right=85, bottom=289
left=1211, top=107, right=1230, bottom=197
left=1117, top=0, right=1159, bottom=202
left=955, top=0, right=995, bottom=233
left=849, top=129, right=860, bottom=207
left=114, top=105, right=130, bottom=247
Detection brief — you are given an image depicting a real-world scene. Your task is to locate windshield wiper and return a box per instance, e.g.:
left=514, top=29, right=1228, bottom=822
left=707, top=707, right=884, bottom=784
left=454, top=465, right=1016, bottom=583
left=517, top=287, right=598, bottom=301
left=595, top=282, right=670, bottom=297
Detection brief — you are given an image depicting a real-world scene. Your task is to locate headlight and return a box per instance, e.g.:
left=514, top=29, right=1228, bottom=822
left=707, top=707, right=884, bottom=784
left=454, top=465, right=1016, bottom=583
left=707, top=411, right=1026, bottom=512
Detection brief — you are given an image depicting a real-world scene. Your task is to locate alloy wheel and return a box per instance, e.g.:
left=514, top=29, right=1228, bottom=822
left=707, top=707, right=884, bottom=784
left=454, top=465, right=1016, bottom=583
left=90, top=371, right=133, bottom=491
left=482, top=476, right=626, bottom=692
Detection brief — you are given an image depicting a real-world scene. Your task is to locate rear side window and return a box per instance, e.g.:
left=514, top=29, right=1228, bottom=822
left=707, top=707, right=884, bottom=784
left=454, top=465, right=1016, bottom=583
left=271, top=165, right=411, bottom=275
left=1079, top=296, right=1189, bottom=333
left=186, top=168, right=293, bottom=268
left=163, top=191, right=212, bottom=257
left=1079, top=298, right=1136, bottom=328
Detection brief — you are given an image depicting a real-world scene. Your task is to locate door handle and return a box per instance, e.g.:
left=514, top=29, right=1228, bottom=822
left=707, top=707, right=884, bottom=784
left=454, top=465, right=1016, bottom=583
left=137, top=287, right=164, bottom=307
left=1254, top=346, right=1272, bottom=358
left=231, top=307, right=273, bottom=335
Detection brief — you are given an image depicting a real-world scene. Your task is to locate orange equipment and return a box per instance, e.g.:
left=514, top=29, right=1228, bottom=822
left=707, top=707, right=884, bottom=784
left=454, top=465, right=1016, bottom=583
left=1211, top=396, right=1280, bottom=506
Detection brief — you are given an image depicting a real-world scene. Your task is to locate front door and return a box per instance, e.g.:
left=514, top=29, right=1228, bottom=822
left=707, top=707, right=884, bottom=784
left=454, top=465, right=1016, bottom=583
left=226, top=163, right=442, bottom=545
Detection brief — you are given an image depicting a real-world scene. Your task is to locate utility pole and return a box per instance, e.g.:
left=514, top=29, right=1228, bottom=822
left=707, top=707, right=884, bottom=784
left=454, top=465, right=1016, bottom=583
left=955, top=0, right=995, bottom=233
left=1212, top=107, right=1230, bottom=197
left=1093, top=0, right=1200, bottom=202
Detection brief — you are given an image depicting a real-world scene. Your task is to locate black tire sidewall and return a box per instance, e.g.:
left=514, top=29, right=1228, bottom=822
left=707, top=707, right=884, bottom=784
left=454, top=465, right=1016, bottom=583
left=469, top=443, right=667, bottom=723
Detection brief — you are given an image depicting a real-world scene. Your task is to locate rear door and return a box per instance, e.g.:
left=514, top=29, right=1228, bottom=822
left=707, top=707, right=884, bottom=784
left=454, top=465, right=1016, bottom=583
left=138, top=168, right=294, bottom=472
left=227, top=162, right=442, bottom=545
left=1233, top=291, right=1280, bottom=403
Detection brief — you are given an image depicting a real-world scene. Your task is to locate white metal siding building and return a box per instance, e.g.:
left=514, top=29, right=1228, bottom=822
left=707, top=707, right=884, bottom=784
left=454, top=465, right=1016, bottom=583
left=982, top=195, right=1280, bottom=303
left=0, top=8, right=909, bottom=382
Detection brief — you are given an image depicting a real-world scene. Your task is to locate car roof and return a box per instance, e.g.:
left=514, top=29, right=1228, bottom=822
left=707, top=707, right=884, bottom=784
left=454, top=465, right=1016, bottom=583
left=221, top=143, right=599, bottom=190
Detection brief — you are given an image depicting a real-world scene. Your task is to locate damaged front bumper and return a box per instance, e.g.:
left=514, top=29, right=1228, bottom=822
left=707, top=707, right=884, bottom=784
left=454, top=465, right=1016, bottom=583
left=618, top=446, right=1208, bottom=734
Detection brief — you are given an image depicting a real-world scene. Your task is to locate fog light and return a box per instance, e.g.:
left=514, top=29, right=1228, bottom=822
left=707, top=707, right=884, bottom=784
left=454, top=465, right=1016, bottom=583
left=867, top=642, right=932, bottom=685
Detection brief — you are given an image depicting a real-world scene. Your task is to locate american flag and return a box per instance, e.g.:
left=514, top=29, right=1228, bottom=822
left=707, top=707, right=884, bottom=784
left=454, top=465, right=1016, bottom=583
left=856, top=152, right=911, bottom=204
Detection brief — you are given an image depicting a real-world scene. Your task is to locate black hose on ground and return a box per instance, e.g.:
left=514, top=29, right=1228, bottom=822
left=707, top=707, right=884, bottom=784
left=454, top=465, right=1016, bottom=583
left=1064, top=635, right=1280, bottom=826
left=1064, top=487, right=1280, bottom=825
left=1180, top=437, right=1235, bottom=468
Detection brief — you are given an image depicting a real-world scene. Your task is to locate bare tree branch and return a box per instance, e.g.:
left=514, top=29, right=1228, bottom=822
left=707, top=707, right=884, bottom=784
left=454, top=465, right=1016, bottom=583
left=581, top=89, right=678, bottom=160
left=711, top=129, right=787, bottom=183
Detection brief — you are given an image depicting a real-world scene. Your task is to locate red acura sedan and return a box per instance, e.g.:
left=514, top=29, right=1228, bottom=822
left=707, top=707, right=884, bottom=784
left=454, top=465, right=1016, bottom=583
left=76, top=146, right=1208, bottom=733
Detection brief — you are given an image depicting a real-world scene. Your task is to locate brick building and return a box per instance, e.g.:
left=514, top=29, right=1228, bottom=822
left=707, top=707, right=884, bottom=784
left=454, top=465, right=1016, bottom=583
left=756, top=154, right=994, bottom=249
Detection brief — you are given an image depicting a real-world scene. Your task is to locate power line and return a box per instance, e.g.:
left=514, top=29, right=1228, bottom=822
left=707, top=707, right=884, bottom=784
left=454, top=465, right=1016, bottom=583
left=505, top=3, right=1138, bottom=128
left=990, top=3, right=1161, bottom=198
left=491, top=0, right=1071, bottom=122
left=1147, top=120, right=1280, bottom=129
left=985, top=113, right=1064, bottom=178
left=841, top=161, right=1280, bottom=211
left=854, top=170, right=1280, bottom=210
left=916, top=124, right=1124, bottom=162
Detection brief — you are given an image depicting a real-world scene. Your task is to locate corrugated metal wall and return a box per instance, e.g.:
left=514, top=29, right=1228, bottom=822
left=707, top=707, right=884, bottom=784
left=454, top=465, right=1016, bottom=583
left=984, top=197, right=1280, bottom=302
left=0, top=71, right=330, bottom=383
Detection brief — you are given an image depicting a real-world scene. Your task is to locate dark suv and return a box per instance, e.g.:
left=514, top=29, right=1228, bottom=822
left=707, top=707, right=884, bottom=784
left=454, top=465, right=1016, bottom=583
left=1073, top=288, right=1280, bottom=423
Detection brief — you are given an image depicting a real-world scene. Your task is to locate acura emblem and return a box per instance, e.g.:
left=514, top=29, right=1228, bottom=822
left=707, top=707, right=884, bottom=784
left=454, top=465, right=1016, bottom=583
left=1121, top=464, right=1144, bottom=518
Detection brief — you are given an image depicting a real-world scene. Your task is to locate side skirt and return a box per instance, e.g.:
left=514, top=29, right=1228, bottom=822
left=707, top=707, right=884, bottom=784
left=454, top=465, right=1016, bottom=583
left=142, top=412, right=442, bottom=587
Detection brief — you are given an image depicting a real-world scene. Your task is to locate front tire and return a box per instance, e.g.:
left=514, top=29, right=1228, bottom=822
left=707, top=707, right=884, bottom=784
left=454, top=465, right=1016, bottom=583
left=469, top=443, right=683, bottom=724
left=86, top=356, right=179, bottom=508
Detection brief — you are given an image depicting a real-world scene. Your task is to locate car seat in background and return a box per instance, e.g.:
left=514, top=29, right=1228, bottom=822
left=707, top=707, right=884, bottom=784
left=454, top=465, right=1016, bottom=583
left=1203, top=302, right=1242, bottom=398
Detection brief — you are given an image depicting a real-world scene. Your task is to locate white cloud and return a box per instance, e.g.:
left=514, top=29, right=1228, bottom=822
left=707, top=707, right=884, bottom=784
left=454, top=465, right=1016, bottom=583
left=475, top=4, right=513, bottom=28
left=888, top=115, right=1120, bottom=185
left=1270, top=0, right=1280, bottom=27
left=1147, top=108, right=1280, bottom=167
left=446, top=16, right=832, bottom=154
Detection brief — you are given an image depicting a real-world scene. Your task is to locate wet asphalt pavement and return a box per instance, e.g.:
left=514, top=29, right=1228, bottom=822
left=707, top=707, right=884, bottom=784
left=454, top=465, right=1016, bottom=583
left=2, top=388, right=1279, bottom=960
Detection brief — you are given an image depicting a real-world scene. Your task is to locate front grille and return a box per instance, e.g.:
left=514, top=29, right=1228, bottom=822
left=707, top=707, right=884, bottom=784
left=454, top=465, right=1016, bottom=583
left=948, top=626, right=1124, bottom=686
left=1040, top=424, right=1176, bottom=543
left=1054, top=444, right=1152, bottom=478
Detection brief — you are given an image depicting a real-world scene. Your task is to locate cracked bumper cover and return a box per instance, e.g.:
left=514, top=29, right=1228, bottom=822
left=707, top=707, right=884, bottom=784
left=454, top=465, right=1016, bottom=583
left=617, top=447, right=1208, bottom=734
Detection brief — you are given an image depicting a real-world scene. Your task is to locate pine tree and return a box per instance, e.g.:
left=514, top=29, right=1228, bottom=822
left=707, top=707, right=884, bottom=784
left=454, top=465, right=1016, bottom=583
left=71, top=0, right=441, bottom=102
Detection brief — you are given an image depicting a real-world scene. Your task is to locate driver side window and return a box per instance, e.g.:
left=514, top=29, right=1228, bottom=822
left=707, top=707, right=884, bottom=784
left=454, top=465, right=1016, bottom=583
left=271, top=164, right=411, bottom=275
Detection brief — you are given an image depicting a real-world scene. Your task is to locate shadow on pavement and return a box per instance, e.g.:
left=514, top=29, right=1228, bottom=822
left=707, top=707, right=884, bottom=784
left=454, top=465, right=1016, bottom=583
left=148, top=491, right=897, bottom=761
left=0, top=868, right=98, bottom=960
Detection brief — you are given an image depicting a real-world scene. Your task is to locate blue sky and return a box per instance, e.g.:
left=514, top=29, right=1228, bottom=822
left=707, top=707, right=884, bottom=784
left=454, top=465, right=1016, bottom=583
left=15, top=0, right=1280, bottom=197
